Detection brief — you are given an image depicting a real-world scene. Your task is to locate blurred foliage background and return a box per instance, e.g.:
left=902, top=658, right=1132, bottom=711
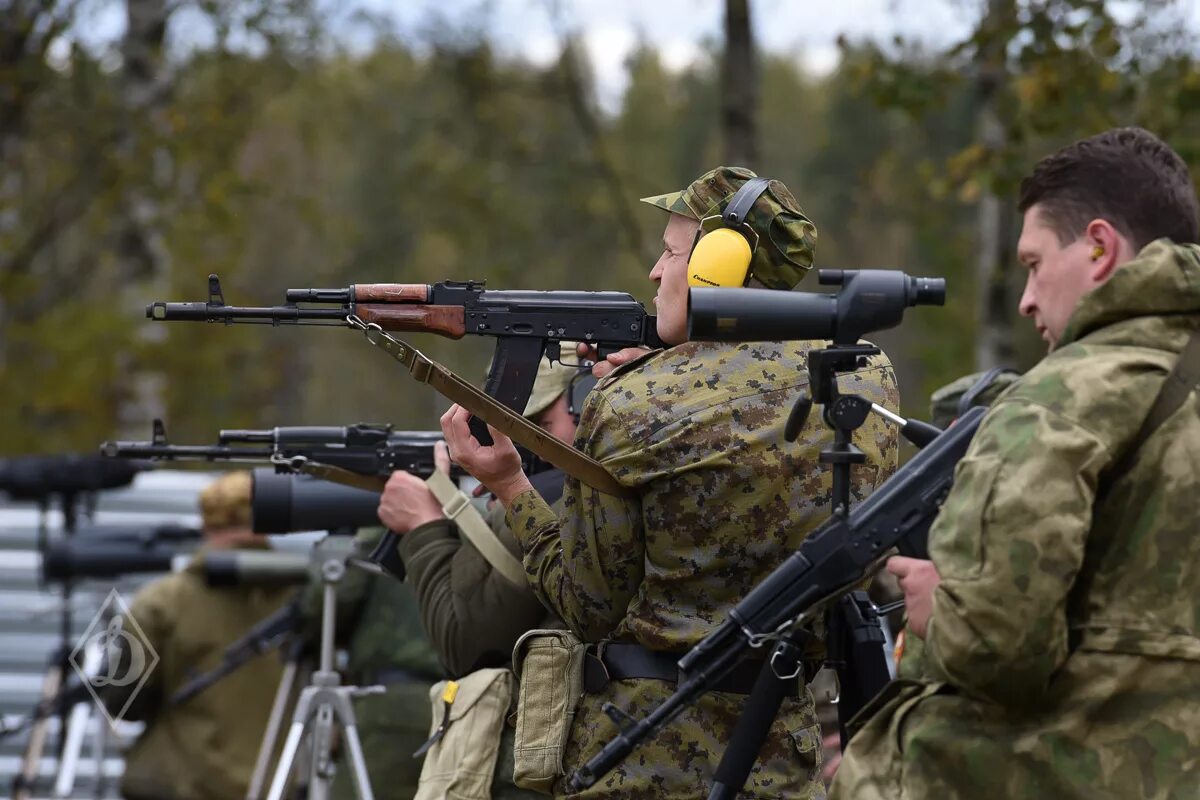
left=3, top=0, right=1200, bottom=453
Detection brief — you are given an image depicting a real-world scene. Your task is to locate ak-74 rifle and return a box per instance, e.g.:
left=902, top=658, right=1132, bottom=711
left=147, top=275, right=663, bottom=453
left=101, top=419, right=465, bottom=492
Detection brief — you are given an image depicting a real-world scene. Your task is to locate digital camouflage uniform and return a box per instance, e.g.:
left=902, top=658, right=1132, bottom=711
left=504, top=168, right=900, bottom=799
left=508, top=341, right=899, bottom=798
left=110, top=540, right=294, bottom=800
left=832, top=239, right=1200, bottom=799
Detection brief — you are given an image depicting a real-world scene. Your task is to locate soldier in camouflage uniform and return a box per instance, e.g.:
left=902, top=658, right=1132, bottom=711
left=833, top=128, right=1200, bottom=799
left=377, top=356, right=582, bottom=799
left=444, top=167, right=901, bottom=799
left=106, top=472, right=294, bottom=800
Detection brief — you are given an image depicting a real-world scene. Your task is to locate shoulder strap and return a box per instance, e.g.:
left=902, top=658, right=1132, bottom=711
left=353, top=322, right=636, bottom=499
left=1112, top=328, right=1200, bottom=477
left=425, top=470, right=527, bottom=588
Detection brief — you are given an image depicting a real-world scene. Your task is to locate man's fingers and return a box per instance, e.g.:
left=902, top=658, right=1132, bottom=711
left=433, top=441, right=451, bottom=474
left=886, top=555, right=924, bottom=578
left=485, top=423, right=514, bottom=450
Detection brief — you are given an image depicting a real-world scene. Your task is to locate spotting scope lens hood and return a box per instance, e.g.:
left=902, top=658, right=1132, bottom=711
left=251, top=468, right=381, bottom=534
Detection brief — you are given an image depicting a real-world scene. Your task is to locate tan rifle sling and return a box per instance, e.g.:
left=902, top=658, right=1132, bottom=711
left=348, top=319, right=636, bottom=499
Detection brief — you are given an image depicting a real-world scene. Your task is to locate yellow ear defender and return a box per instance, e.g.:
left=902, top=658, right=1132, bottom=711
left=1091, top=245, right=1105, bottom=259
left=687, top=177, right=772, bottom=287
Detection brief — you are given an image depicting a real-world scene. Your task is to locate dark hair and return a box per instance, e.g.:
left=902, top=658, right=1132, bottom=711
left=1018, top=127, right=1199, bottom=248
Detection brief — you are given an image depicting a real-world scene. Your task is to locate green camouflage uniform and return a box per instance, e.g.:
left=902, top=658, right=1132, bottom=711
left=321, top=529, right=444, bottom=800
left=109, top=542, right=294, bottom=800
left=393, top=357, right=579, bottom=799
left=895, top=368, right=1022, bottom=681
left=832, top=239, right=1200, bottom=800
left=506, top=341, right=900, bottom=798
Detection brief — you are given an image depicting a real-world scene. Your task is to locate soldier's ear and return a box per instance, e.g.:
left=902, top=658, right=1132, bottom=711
left=1084, top=219, right=1122, bottom=285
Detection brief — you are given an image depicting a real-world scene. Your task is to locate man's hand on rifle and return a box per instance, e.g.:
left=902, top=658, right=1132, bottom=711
left=441, top=405, right=532, bottom=506
left=377, top=442, right=452, bottom=534
left=887, top=556, right=941, bottom=639
left=576, top=343, right=649, bottom=379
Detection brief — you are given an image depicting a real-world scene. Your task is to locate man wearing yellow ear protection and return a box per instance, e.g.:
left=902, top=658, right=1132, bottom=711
left=442, top=166, right=901, bottom=798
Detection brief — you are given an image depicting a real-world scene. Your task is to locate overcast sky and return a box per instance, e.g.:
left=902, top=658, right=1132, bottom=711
left=360, top=0, right=977, bottom=109
left=73, top=0, right=1187, bottom=112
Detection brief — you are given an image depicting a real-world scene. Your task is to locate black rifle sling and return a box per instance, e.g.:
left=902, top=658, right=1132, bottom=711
left=356, top=324, right=636, bottom=499
left=1110, top=328, right=1200, bottom=479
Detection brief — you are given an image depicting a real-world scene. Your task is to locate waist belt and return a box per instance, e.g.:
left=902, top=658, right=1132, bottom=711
left=583, top=642, right=783, bottom=696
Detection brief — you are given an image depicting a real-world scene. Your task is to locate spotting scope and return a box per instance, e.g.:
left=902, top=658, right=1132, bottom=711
left=688, top=269, right=945, bottom=345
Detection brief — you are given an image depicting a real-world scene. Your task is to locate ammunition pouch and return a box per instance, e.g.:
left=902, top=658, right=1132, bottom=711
left=414, top=668, right=515, bottom=800
left=510, top=629, right=586, bottom=793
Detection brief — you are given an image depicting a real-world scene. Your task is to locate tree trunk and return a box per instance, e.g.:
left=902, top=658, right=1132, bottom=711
left=722, top=0, right=759, bottom=168
left=118, top=0, right=173, bottom=435
left=974, top=0, right=1017, bottom=370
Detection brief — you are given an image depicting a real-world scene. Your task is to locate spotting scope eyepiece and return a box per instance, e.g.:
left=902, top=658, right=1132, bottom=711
left=688, top=269, right=946, bottom=345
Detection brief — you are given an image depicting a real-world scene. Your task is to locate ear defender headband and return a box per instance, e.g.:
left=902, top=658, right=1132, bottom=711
left=687, top=176, right=773, bottom=288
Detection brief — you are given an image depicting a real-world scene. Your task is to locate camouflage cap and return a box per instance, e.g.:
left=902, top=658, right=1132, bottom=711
left=639, top=166, right=818, bottom=289
left=523, top=345, right=584, bottom=418
left=929, top=369, right=1022, bottom=429
left=199, top=470, right=253, bottom=531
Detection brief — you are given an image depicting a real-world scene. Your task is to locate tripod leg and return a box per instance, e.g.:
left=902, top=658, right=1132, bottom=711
left=14, top=661, right=64, bottom=800
left=92, top=706, right=108, bottom=800
left=247, top=658, right=301, bottom=800
left=340, top=724, right=375, bottom=800
left=53, top=698, right=90, bottom=796
left=309, top=705, right=334, bottom=800
left=265, top=720, right=308, bottom=800
left=707, top=637, right=804, bottom=800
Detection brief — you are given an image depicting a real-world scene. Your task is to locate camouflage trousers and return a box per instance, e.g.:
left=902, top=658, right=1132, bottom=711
left=556, top=678, right=826, bottom=799
left=831, top=653, right=1200, bottom=800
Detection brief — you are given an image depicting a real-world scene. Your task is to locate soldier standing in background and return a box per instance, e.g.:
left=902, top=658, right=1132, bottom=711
left=444, top=167, right=901, bottom=799
left=105, top=471, right=293, bottom=800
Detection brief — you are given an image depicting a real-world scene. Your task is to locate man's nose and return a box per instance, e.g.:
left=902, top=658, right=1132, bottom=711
left=1018, top=274, right=1037, bottom=317
left=649, top=256, right=665, bottom=282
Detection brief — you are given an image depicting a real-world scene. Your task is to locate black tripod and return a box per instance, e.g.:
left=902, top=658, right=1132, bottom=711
left=706, top=342, right=893, bottom=800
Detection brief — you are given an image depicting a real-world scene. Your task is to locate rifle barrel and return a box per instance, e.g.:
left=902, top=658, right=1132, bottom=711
left=147, top=302, right=348, bottom=323
left=101, top=442, right=275, bottom=460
